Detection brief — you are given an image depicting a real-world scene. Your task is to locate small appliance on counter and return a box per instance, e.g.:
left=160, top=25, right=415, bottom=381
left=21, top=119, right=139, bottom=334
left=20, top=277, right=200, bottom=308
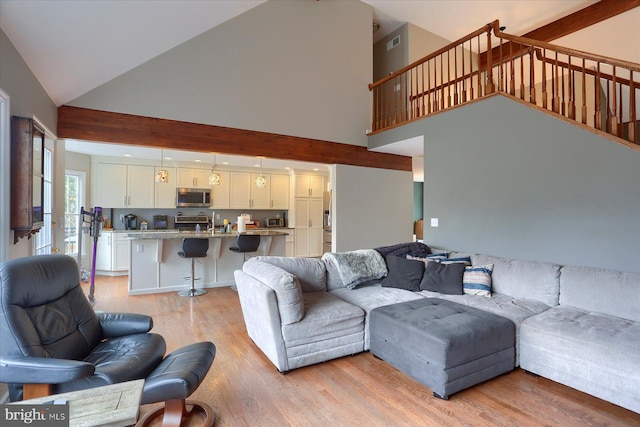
left=153, top=215, right=168, bottom=230
left=265, top=217, right=284, bottom=228
left=139, top=220, right=148, bottom=230
left=124, top=214, right=137, bottom=230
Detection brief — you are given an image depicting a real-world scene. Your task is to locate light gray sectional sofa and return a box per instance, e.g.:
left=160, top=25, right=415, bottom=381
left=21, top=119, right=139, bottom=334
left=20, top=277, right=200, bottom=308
left=233, top=244, right=640, bottom=413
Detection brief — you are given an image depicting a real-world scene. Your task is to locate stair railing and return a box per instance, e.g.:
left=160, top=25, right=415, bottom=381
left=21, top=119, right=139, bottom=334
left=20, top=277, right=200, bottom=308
left=369, top=20, right=639, bottom=146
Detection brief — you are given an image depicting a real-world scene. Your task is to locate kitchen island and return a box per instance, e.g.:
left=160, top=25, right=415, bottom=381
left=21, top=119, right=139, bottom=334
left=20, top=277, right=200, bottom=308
left=126, top=230, right=288, bottom=295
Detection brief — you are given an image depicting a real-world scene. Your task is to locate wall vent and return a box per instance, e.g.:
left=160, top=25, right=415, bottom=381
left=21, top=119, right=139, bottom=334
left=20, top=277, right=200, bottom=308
left=386, top=35, right=400, bottom=51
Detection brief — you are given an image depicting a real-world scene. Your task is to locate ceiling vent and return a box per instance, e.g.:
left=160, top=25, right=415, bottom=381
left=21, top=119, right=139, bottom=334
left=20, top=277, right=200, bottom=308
left=386, top=35, right=400, bottom=51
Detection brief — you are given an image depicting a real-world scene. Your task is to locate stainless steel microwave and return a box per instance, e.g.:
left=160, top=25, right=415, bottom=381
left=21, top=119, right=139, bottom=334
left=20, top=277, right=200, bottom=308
left=176, top=188, right=211, bottom=207
left=265, top=217, right=284, bottom=228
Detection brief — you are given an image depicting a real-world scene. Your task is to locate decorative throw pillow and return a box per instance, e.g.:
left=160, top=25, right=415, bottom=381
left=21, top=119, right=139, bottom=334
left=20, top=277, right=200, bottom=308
left=381, top=255, right=425, bottom=291
left=440, top=256, right=472, bottom=266
left=406, top=252, right=447, bottom=266
left=463, top=264, right=494, bottom=297
left=419, top=261, right=465, bottom=294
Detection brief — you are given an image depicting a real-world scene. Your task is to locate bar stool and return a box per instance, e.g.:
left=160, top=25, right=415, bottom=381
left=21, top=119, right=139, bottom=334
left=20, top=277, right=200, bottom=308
left=229, top=234, right=261, bottom=261
left=178, top=238, right=209, bottom=297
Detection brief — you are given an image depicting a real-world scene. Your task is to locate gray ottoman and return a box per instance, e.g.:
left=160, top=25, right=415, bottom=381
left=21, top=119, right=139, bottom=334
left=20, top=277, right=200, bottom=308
left=370, top=298, right=515, bottom=399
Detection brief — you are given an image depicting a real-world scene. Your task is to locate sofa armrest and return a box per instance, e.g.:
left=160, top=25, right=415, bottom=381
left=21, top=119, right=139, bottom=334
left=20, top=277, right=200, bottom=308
left=234, top=270, right=290, bottom=372
left=0, top=356, right=95, bottom=384
left=99, top=312, right=153, bottom=338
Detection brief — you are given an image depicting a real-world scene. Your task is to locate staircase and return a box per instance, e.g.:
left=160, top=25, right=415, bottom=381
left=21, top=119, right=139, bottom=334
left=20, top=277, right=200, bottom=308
left=369, top=20, right=639, bottom=147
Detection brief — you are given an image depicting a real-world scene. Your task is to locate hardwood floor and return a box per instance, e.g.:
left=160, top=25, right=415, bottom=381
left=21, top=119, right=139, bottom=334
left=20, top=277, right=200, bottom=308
left=86, top=276, right=640, bottom=427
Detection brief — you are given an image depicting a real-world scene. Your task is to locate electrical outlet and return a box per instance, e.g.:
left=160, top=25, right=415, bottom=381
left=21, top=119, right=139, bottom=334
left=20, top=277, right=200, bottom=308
left=430, top=218, right=439, bottom=227
left=216, top=214, right=220, bottom=220
left=120, top=214, right=124, bottom=222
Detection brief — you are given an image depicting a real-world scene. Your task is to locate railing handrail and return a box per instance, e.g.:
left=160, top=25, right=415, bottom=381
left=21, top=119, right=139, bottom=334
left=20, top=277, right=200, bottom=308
left=368, top=21, right=495, bottom=90
left=490, top=21, right=640, bottom=72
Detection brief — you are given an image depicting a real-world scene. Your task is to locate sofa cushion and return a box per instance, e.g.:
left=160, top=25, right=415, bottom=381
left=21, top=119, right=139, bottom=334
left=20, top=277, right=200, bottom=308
left=559, top=265, right=640, bottom=321
left=243, top=260, right=304, bottom=325
left=381, top=255, right=424, bottom=291
left=519, top=306, right=640, bottom=411
left=472, top=254, right=561, bottom=306
left=254, top=256, right=327, bottom=293
left=281, top=292, right=364, bottom=348
left=419, top=262, right=464, bottom=295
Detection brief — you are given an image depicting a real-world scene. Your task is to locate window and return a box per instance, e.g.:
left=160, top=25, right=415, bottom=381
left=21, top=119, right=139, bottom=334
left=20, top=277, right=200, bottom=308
left=34, top=144, right=53, bottom=255
left=64, top=171, right=85, bottom=256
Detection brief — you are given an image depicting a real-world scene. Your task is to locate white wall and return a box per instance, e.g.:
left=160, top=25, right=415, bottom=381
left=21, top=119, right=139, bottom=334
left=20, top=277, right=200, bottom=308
left=68, top=0, right=373, bottom=147
left=333, top=164, right=413, bottom=251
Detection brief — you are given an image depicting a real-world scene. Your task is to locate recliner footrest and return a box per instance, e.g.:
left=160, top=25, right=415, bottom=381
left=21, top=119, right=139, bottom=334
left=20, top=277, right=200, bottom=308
left=141, top=341, right=216, bottom=405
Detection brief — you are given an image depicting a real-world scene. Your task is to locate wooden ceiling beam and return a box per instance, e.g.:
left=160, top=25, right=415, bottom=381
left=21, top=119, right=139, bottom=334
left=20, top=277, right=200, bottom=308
left=57, top=106, right=412, bottom=172
left=482, top=0, right=640, bottom=67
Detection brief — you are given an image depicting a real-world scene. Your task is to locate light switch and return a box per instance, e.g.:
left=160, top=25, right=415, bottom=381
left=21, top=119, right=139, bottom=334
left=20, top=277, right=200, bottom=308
left=430, top=218, right=439, bottom=227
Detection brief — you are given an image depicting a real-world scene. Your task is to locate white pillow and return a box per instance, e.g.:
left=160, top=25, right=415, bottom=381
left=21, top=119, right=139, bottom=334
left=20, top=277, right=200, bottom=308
left=463, top=264, right=493, bottom=297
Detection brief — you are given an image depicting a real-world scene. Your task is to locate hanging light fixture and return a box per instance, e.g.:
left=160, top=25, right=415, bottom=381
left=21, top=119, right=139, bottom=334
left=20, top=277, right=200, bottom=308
left=208, top=154, right=221, bottom=186
left=155, top=149, right=169, bottom=183
left=255, top=157, right=267, bottom=188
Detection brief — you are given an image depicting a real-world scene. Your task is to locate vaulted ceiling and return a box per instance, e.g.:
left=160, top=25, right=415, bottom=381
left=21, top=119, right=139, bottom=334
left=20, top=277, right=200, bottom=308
left=2, top=0, right=637, bottom=107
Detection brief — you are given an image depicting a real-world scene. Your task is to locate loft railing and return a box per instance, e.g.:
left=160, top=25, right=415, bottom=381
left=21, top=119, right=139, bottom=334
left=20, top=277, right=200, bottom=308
left=368, top=20, right=640, bottom=145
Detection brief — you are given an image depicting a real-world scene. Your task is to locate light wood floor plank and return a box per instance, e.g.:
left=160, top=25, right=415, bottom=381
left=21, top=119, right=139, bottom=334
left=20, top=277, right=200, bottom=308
left=84, top=276, right=640, bottom=426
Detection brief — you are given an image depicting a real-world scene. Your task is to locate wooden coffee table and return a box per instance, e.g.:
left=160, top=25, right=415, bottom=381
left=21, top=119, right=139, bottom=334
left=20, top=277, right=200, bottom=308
left=11, top=379, right=144, bottom=427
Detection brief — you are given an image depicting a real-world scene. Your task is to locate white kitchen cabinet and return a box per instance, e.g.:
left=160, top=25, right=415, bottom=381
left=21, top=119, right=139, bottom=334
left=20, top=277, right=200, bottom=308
left=128, top=166, right=155, bottom=208
left=211, top=170, right=230, bottom=208
left=177, top=168, right=211, bottom=188
left=251, top=173, right=271, bottom=209
left=284, top=228, right=295, bottom=257
left=270, top=174, right=289, bottom=209
left=229, top=171, right=251, bottom=208
left=294, top=198, right=323, bottom=257
left=294, top=174, right=325, bottom=198
left=229, top=172, right=283, bottom=209
left=95, top=231, right=130, bottom=276
left=154, top=167, right=177, bottom=208
left=94, top=164, right=154, bottom=208
left=94, top=164, right=127, bottom=208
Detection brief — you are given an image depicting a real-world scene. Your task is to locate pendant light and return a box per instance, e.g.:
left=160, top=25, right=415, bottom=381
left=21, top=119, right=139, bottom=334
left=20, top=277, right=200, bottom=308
left=255, top=157, right=267, bottom=188
left=208, top=154, right=221, bottom=186
left=155, top=149, right=169, bottom=183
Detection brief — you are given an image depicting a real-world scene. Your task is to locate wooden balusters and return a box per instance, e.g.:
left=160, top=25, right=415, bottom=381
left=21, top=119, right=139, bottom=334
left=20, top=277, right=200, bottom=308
left=368, top=19, right=638, bottom=145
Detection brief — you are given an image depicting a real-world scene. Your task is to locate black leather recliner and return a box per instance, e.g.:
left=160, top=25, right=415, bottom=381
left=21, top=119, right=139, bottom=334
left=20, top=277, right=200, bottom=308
left=0, top=254, right=216, bottom=426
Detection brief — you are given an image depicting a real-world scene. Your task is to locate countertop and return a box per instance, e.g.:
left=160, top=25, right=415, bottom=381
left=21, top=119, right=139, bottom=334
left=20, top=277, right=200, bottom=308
left=126, top=230, right=289, bottom=239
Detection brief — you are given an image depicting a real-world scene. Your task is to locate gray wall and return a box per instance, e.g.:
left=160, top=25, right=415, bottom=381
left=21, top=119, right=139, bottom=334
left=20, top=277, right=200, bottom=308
left=333, top=164, right=413, bottom=251
left=369, top=95, right=640, bottom=273
left=373, top=25, right=408, bottom=81
left=0, top=29, right=57, bottom=130
left=373, top=23, right=457, bottom=83
left=1, top=28, right=58, bottom=259
left=68, top=1, right=372, bottom=147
